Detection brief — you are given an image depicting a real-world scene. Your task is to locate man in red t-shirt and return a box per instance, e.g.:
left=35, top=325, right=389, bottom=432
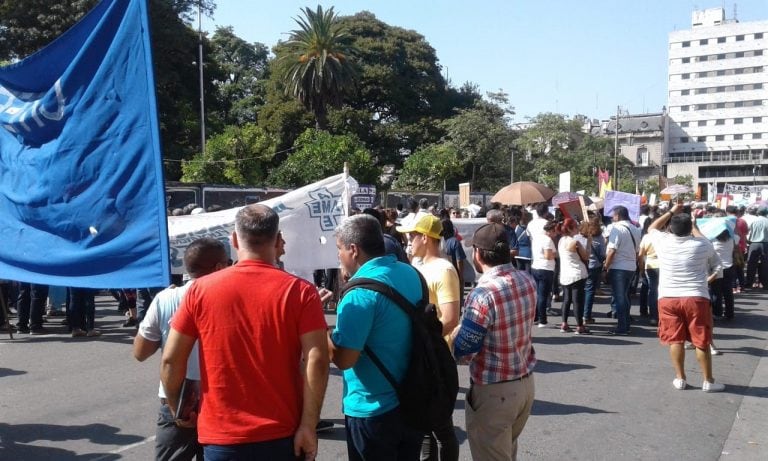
left=161, top=204, right=329, bottom=460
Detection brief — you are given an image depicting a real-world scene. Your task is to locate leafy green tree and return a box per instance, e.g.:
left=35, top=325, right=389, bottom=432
left=442, top=97, right=516, bottom=192
left=393, top=143, right=464, bottom=191
left=276, top=5, right=358, bottom=130
left=269, top=129, right=379, bottom=187
left=181, top=123, right=275, bottom=185
left=210, top=26, right=269, bottom=125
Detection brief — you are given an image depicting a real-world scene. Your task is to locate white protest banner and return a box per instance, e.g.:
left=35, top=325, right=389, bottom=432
left=168, top=173, right=357, bottom=282
left=559, top=171, right=571, bottom=193
left=604, top=190, right=642, bottom=223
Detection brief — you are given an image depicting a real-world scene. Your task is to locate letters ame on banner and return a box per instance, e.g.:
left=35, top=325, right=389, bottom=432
left=603, top=190, right=642, bottom=223
left=0, top=0, right=169, bottom=288
left=168, top=174, right=355, bottom=282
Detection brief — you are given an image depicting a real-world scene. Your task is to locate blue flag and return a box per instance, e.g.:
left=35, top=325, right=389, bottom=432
left=0, top=0, right=170, bottom=288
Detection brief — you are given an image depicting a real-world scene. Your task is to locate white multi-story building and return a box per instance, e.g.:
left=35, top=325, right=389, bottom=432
left=666, top=8, right=767, bottom=194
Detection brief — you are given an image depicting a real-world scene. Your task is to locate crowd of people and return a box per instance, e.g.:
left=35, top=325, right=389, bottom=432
left=2, top=196, right=767, bottom=461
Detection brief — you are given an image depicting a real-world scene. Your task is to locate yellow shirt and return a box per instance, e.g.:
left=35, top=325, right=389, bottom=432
left=415, top=257, right=460, bottom=348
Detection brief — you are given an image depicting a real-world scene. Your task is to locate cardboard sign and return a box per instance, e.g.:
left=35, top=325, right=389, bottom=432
left=459, top=182, right=471, bottom=209
left=558, top=199, right=584, bottom=222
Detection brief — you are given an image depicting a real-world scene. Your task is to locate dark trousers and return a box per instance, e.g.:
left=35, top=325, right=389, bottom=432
left=420, top=414, right=459, bottom=461
left=69, top=288, right=95, bottom=331
left=346, top=407, right=424, bottom=461
left=711, top=266, right=736, bottom=318
left=583, top=266, right=602, bottom=320
left=16, top=283, right=47, bottom=330
left=138, top=287, right=163, bottom=324
left=746, top=242, right=768, bottom=288
left=532, top=269, right=554, bottom=324
left=561, top=279, right=586, bottom=326
left=156, top=404, right=202, bottom=461
left=203, top=437, right=298, bottom=461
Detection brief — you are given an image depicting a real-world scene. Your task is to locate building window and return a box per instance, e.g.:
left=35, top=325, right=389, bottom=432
left=756, top=50, right=764, bottom=56
left=715, top=135, right=725, bottom=141
left=682, top=57, right=690, bottom=63
left=716, top=119, right=725, bottom=125
left=735, top=51, right=745, bottom=58
left=698, top=120, right=707, bottom=127
left=718, top=37, right=726, bottom=43
left=754, top=66, right=763, bottom=72
left=734, top=134, right=743, bottom=140
left=695, top=88, right=706, bottom=95
left=734, top=68, right=744, bottom=75
left=736, top=35, right=744, bottom=41
left=755, top=117, right=763, bottom=123
left=700, top=39, right=708, bottom=45
left=753, top=133, right=763, bottom=139
left=681, top=105, right=690, bottom=111
left=756, top=33, right=764, bottom=39
left=682, top=41, right=691, bottom=47
left=682, top=73, right=690, bottom=79
left=680, top=137, right=689, bottom=143
left=735, top=118, right=744, bottom=124
left=681, top=121, right=689, bottom=127
left=755, top=83, right=764, bottom=90
left=681, top=89, right=690, bottom=95
left=734, top=101, right=743, bottom=108
left=637, top=147, right=649, bottom=166
left=717, top=86, right=725, bottom=92
left=716, top=102, right=725, bottom=109
left=717, top=53, right=726, bottom=60
left=717, top=70, right=726, bottom=76
left=698, top=71, right=708, bottom=78
left=697, top=136, right=706, bottom=142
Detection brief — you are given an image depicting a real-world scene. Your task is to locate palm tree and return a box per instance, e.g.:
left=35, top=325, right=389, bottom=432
left=278, top=5, right=357, bottom=130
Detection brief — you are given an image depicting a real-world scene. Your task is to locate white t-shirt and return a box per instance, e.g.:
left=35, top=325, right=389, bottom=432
left=650, top=229, right=722, bottom=299
left=712, top=238, right=734, bottom=273
left=531, top=234, right=556, bottom=272
left=138, top=281, right=201, bottom=398
left=558, top=235, right=587, bottom=285
left=607, top=221, right=641, bottom=272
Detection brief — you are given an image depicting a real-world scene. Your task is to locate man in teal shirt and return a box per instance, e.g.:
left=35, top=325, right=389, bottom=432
left=329, top=214, right=424, bottom=460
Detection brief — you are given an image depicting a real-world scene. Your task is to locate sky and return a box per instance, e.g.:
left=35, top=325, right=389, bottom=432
left=201, top=0, right=768, bottom=122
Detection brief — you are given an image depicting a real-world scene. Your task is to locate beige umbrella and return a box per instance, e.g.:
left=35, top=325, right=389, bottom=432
left=491, top=181, right=555, bottom=206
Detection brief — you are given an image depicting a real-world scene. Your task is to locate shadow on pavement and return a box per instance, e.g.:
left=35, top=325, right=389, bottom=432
left=534, top=360, right=595, bottom=374
left=0, top=422, right=141, bottom=460
left=534, top=336, right=642, bottom=346
left=531, top=399, right=616, bottom=416
left=722, top=346, right=768, bottom=358
left=718, top=383, right=768, bottom=399
left=0, top=368, right=26, bottom=378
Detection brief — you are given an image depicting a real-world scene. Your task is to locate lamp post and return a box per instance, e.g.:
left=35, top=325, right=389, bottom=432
left=197, top=1, right=206, bottom=156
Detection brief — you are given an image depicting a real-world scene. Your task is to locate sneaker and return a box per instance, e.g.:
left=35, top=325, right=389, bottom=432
left=546, top=308, right=558, bottom=316
left=29, top=327, right=49, bottom=335
left=537, top=322, right=548, bottom=328
left=315, top=420, right=334, bottom=433
left=607, top=330, right=629, bottom=336
left=71, top=328, right=87, bottom=337
left=672, top=378, right=687, bottom=390
left=559, top=323, right=571, bottom=333
left=584, top=317, right=596, bottom=324
left=122, top=317, right=137, bottom=327
left=14, top=325, right=30, bottom=334
left=710, top=345, right=722, bottom=356
left=86, top=329, right=102, bottom=337
left=574, top=325, right=591, bottom=335
left=702, top=381, right=726, bottom=393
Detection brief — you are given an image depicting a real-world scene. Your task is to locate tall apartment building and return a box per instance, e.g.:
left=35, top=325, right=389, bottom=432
left=666, top=8, right=767, bottom=194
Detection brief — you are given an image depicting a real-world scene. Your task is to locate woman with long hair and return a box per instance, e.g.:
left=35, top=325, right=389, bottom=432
left=557, top=218, right=592, bottom=334
left=531, top=220, right=558, bottom=327
left=582, top=215, right=606, bottom=324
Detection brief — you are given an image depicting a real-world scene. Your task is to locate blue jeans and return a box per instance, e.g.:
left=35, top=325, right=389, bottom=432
left=346, top=407, right=424, bottom=461
left=746, top=242, right=768, bottom=287
left=531, top=269, right=554, bottom=324
left=609, top=269, right=634, bottom=333
left=583, top=267, right=602, bottom=320
left=204, top=437, right=299, bottom=460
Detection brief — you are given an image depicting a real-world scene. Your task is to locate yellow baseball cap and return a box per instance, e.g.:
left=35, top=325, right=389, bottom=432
left=396, top=214, right=443, bottom=240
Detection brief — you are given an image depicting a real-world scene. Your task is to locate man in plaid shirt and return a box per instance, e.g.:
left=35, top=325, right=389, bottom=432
left=451, top=223, right=537, bottom=461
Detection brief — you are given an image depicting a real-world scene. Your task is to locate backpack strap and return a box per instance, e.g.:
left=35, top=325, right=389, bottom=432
left=339, top=269, right=429, bottom=394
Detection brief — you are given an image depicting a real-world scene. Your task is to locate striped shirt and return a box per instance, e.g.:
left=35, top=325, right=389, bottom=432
left=453, top=263, right=537, bottom=384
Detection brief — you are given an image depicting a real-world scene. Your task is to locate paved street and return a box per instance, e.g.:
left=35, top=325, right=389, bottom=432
left=1, top=289, right=767, bottom=460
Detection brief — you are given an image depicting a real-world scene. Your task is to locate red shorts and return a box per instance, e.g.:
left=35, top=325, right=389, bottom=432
left=657, top=297, right=712, bottom=349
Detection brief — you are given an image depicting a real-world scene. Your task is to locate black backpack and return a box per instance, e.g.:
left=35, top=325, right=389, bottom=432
left=340, top=272, right=459, bottom=433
